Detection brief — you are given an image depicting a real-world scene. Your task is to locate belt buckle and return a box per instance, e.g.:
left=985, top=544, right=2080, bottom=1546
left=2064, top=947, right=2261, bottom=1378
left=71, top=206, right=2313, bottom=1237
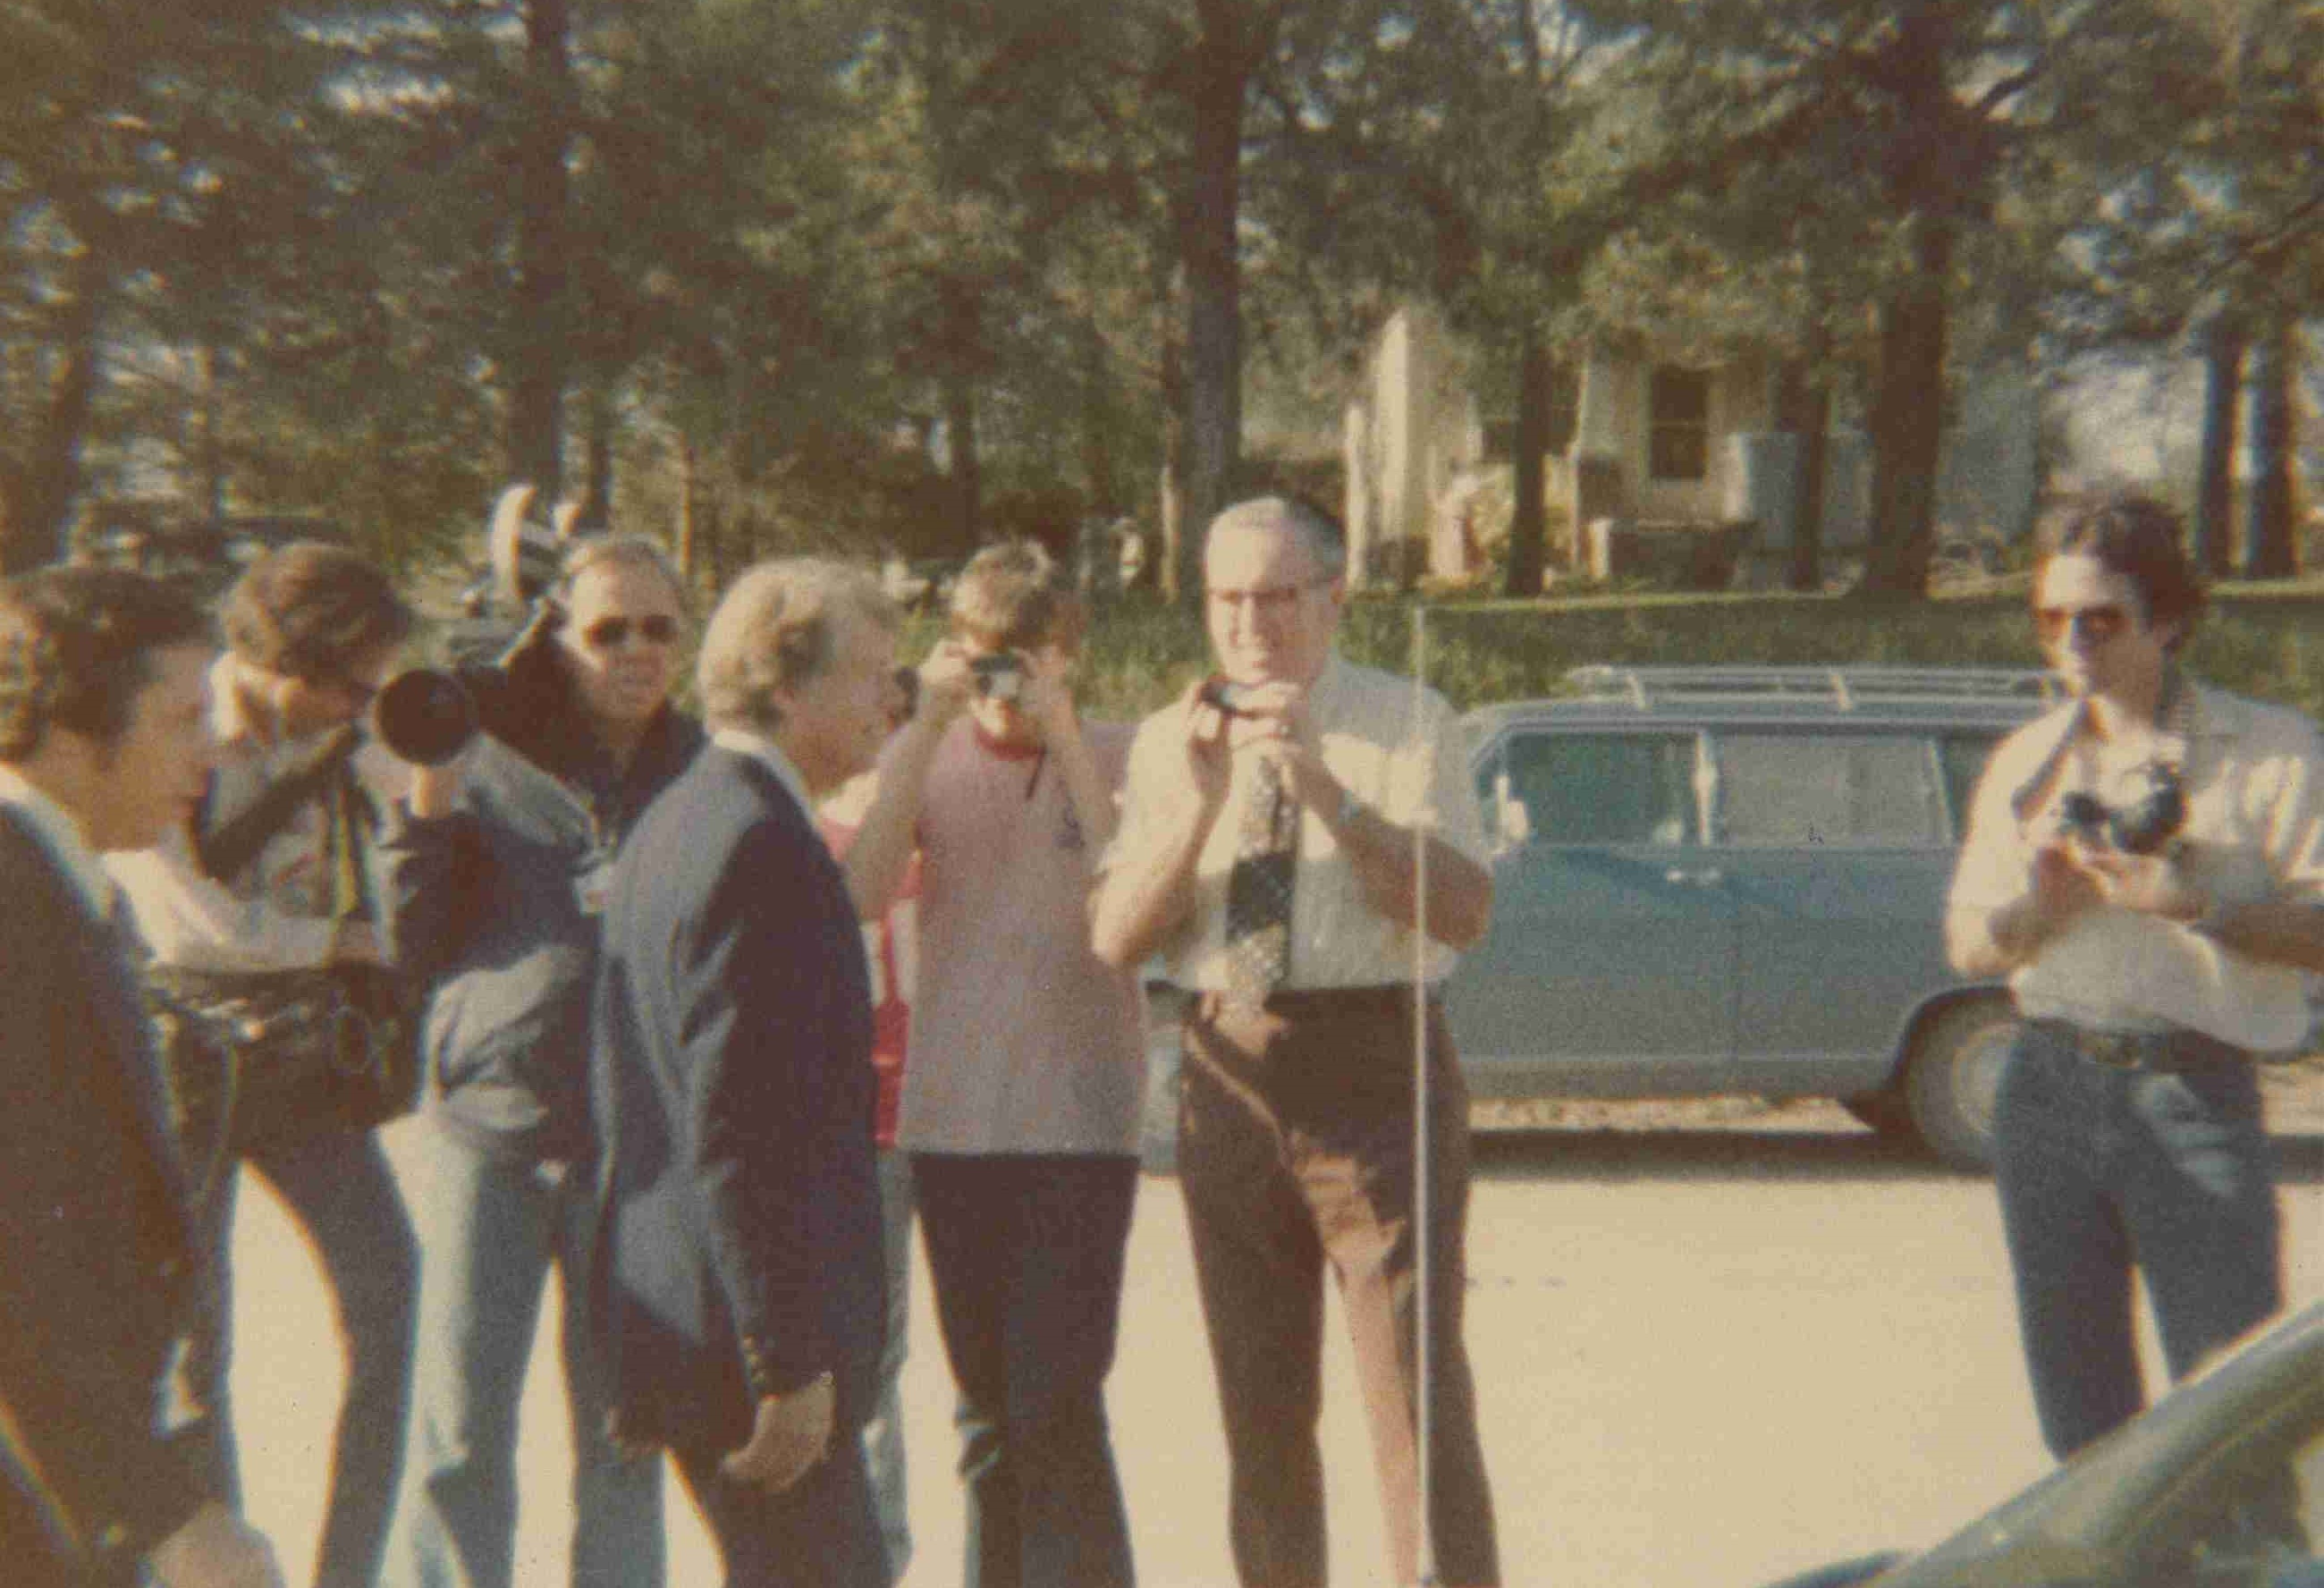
left=2077, top=1029, right=2151, bottom=1071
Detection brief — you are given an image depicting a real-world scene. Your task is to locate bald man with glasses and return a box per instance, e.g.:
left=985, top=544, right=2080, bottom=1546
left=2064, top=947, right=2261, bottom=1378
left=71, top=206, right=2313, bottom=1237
left=1093, top=496, right=1500, bottom=1588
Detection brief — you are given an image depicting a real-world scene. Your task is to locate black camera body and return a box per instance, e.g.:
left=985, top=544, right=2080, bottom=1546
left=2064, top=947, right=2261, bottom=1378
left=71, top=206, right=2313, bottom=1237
left=969, top=652, right=1025, bottom=701
left=2056, top=763, right=2186, bottom=857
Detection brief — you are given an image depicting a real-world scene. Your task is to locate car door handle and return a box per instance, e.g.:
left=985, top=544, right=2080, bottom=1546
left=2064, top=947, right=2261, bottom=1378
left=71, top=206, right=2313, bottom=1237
left=1664, top=867, right=1725, bottom=887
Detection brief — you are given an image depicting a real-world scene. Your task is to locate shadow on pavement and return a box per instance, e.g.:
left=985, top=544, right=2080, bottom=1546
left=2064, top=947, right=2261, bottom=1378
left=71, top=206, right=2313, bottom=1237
left=1468, top=1126, right=2324, bottom=1187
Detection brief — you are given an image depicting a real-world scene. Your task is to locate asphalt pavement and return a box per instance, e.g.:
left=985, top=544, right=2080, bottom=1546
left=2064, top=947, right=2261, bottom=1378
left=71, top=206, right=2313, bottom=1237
left=224, top=1113, right=2324, bottom=1588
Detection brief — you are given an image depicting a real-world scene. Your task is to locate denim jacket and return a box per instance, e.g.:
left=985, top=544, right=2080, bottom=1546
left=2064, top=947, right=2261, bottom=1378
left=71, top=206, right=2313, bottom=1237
left=379, top=666, right=702, bottom=1162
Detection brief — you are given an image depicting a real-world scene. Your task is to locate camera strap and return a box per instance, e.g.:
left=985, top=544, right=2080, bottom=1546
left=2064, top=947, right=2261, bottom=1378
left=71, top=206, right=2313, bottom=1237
left=2009, top=664, right=2194, bottom=827
left=190, top=722, right=363, bottom=885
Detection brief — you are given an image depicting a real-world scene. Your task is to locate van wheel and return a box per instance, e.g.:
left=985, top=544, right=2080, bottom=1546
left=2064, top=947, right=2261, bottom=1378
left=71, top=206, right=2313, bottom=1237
left=1904, top=998, right=2018, bottom=1172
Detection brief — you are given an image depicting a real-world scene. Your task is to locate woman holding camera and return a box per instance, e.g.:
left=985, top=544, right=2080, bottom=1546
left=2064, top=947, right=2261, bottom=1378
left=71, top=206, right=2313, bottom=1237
left=380, top=534, right=702, bottom=1588
left=106, top=542, right=423, bottom=1588
left=1947, top=495, right=2324, bottom=1462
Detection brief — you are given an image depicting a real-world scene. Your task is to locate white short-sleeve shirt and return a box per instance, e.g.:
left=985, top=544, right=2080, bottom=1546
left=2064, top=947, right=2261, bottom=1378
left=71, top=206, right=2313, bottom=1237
left=1948, top=682, right=2324, bottom=1052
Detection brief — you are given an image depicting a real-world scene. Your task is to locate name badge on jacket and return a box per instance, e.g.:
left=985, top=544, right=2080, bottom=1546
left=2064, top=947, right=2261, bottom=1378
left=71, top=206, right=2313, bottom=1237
left=575, top=858, right=615, bottom=916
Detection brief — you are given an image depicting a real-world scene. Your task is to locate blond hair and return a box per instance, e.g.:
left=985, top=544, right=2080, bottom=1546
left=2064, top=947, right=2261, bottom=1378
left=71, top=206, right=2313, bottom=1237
left=696, top=558, right=896, bottom=733
left=948, top=539, right=1086, bottom=655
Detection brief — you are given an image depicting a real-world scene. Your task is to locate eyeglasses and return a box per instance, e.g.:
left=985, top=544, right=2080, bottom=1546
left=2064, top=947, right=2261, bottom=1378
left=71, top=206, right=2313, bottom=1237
left=1204, top=579, right=1331, bottom=617
left=2033, top=604, right=2131, bottom=646
left=581, top=614, right=680, bottom=651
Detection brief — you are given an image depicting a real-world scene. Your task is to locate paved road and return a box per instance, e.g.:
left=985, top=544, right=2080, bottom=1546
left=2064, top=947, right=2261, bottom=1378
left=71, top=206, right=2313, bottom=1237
left=226, top=1113, right=2324, bottom=1588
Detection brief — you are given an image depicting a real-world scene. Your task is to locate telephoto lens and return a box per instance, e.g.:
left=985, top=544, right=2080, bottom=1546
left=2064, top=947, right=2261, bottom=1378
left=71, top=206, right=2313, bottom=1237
left=375, top=669, right=479, bottom=766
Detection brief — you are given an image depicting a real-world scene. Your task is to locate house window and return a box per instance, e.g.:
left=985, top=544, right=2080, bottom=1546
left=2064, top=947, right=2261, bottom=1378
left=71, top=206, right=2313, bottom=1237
left=1648, top=366, right=1711, bottom=482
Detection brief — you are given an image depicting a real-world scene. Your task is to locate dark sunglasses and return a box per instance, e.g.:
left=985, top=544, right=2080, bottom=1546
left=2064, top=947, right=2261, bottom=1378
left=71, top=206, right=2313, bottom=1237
left=2032, top=604, right=2130, bottom=646
left=581, top=614, right=680, bottom=650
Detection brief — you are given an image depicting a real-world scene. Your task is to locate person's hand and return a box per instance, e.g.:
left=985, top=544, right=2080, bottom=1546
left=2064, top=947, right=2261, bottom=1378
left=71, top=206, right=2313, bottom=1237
left=1174, top=680, right=1233, bottom=813
left=1216, top=681, right=1331, bottom=807
left=148, top=1500, right=285, bottom=1588
left=2073, top=840, right=2209, bottom=923
left=405, top=754, right=471, bottom=821
left=2028, top=840, right=2104, bottom=925
left=1018, top=646, right=1078, bottom=746
left=719, top=1375, right=833, bottom=1494
left=915, top=642, right=976, bottom=727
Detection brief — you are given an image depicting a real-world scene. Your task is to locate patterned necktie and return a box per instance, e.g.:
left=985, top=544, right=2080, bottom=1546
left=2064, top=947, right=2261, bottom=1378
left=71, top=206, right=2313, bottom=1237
left=1224, top=754, right=1299, bottom=1007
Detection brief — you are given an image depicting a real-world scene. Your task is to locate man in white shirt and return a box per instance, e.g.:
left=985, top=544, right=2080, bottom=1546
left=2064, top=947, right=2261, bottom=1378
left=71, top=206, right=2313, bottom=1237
left=1093, top=496, right=1500, bottom=1588
left=1948, top=494, right=2324, bottom=1459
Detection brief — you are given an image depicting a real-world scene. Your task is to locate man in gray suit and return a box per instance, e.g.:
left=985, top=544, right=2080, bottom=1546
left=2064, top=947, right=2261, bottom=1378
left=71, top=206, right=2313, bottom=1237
left=0, top=567, right=283, bottom=1588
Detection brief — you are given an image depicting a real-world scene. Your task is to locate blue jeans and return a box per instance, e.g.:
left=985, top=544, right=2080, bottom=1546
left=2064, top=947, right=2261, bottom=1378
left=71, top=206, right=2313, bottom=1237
left=864, top=1146, right=916, bottom=1585
left=191, top=1128, right=418, bottom=1588
left=911, top=1153, right=1138, bottom=1588
left=1993, top=1020, right=2283, bottom=1459
left=386, top=1120, right=664, bottom=1588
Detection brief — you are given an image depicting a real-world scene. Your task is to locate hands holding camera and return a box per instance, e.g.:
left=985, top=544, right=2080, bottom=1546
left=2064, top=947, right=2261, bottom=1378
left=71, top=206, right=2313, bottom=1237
left=913, top=641, right=1078, bottom=747
left=2039, top=764, right=2210, bottom=929
left=1172, top=677, right=1330, bottom=816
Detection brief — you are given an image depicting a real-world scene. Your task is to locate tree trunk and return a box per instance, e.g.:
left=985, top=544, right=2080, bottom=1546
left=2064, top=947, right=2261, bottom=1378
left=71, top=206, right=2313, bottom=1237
left=1860, top=215, right=1953, bottom=599
left=1174, top=3, right=1254, bottom=603
left=1156, top=262, right=1189, bottom=603
left=2193, top=309, right=2246, bottom=577
left=1776, top=346, right=1831, bottom=592
left=675, top=432, right=697, bottom=578
left=574, top=380, right=615, bottom=533
left=4, top=251, right=106, bottom=572
left=942, top=362, right=982, bottom=553
left=1081, top=318, right=1117, bottom=518
left=2244, top=316, right=2297, bottom=579
left=508, top=0, right=572, bottom=495
left=1503, top=330, right=1551, bottom=596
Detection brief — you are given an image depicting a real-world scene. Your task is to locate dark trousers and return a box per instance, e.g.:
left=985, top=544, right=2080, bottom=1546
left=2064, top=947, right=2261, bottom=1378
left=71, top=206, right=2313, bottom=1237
left=1993, top=1019, right=2282, bottom=1460
left=910, top=1153, right=1138, bottom=1588
left=1179, top=988, right=1499, bottom=1588
left=190, top=1127, right=417, bottom=1588
left=670, top=1433, right=886, bottom=1588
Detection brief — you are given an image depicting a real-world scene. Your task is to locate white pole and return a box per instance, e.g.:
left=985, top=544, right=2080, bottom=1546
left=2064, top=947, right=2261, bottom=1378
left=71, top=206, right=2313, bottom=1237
left=1409, top=602, right=1438, bottom=1588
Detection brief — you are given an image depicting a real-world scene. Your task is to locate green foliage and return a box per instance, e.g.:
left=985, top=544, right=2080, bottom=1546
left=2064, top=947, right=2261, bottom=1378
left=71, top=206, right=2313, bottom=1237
left=1058, top=582, right=2324, bottom=723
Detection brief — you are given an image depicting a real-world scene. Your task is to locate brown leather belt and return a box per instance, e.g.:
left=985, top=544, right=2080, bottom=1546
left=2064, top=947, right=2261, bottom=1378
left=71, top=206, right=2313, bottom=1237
left=2026, top=1018, right=2243, bottom=1073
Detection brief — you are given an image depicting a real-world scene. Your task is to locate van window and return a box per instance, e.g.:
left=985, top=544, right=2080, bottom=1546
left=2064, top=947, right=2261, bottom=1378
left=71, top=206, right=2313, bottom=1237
left=1498, top=731, right=1698, bottom=847
left=1938, top=731, right=2006, bottom=841
left=1711, top=731, right=1948, bottom=848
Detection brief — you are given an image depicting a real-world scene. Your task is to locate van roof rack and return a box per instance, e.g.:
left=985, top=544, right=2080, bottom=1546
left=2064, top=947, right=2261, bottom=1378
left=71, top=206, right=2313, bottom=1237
left=1563, top=664, right=2063, bottom=711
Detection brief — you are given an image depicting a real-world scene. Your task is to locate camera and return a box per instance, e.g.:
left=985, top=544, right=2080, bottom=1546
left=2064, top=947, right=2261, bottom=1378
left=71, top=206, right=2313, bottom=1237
left=1200, top=678, right=1260, bottom=717
left=2055, top=763, right=2186, bottom=856
left=968, top=652, right=1025, bottom=701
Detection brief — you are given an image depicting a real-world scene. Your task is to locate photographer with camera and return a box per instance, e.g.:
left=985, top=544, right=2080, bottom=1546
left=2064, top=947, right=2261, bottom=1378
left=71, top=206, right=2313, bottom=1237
left=1948, top=494, right=2324, bottom=1463
left=377, top=533, right=702, bottom=1588
left=841, top=541, right=1144, bottom=1588
left=106, top=543, right=422, bottom=1588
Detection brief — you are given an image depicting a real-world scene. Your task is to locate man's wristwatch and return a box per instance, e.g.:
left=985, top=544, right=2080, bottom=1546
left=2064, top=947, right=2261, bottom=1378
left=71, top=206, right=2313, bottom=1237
left=1334, top=783, right=1365, bottom=829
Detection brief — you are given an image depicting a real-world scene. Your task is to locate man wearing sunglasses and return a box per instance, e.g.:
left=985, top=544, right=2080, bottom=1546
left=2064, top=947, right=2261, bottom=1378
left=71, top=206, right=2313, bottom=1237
left=382, top=533, right=701, bottom=1588
left=1948, top=494, right=2324, bottom=1463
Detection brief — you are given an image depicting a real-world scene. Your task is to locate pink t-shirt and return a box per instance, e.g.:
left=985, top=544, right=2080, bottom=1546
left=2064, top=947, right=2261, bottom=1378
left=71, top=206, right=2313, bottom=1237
left=894, top=717, right=1146, bottom=1155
